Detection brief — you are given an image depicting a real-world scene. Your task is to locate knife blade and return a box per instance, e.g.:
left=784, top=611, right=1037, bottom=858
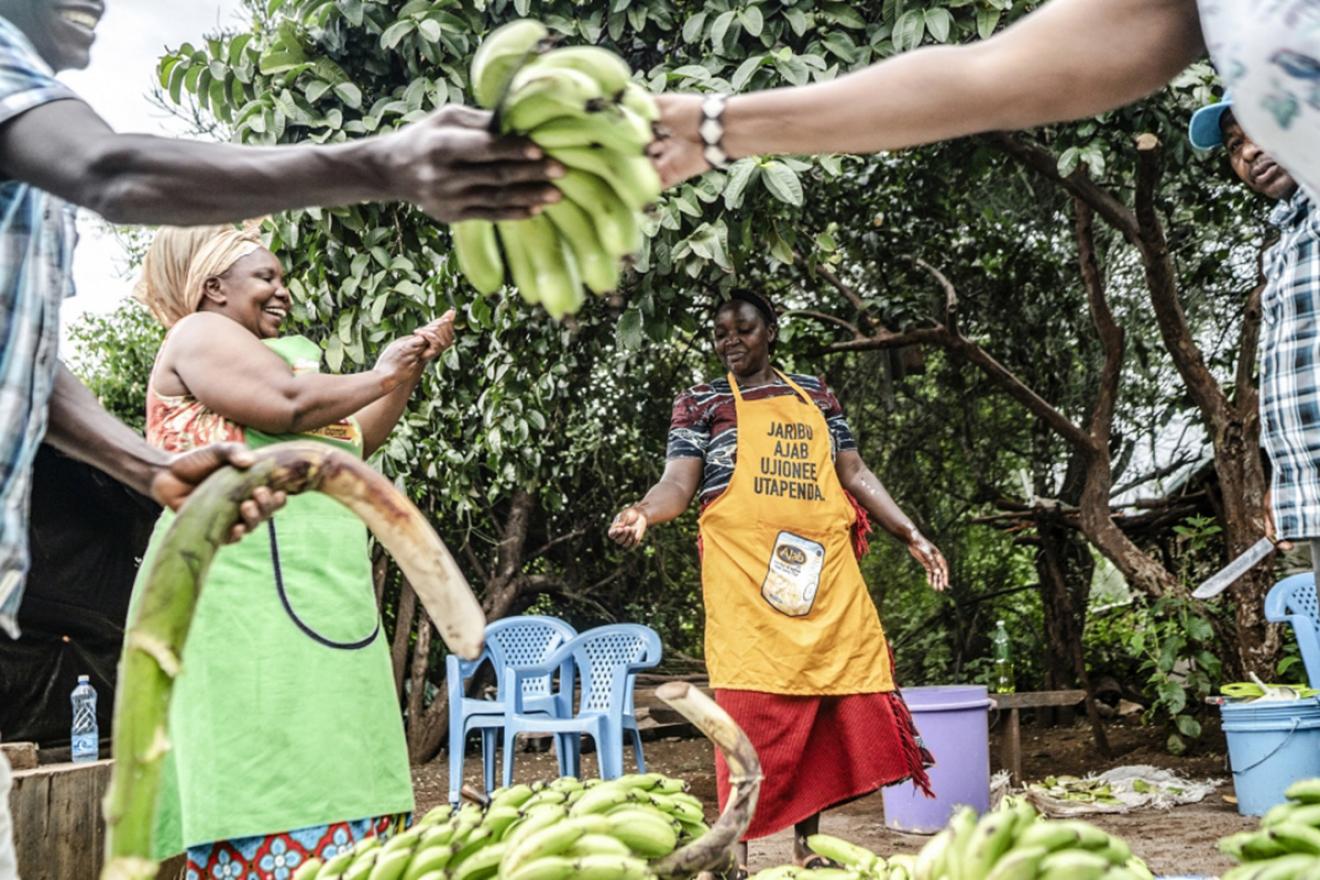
left=1192, top=536, right=1278, bottom=599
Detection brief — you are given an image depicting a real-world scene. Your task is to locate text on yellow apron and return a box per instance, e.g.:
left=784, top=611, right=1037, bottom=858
left=699, top=371, right=894, bottom=695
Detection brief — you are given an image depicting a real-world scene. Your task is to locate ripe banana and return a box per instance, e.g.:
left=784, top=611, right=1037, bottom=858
left=470, top=19, right=549, bottom=109
left=452, top=219, right=506, bottom=296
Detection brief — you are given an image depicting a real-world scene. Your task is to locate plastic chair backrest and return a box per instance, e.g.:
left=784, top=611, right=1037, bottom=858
left=485, top=616, right=576, bottom=700
left=1276, top=574, right=1320, bottom=625
left=568, top=624, right=662, bottom=715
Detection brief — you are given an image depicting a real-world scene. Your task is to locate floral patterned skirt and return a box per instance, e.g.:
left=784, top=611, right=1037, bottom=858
left=185, top=813, right=408, bottom=880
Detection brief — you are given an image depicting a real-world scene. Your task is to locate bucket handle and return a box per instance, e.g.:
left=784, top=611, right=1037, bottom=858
left=1233, top=717, right=1302, bottom=775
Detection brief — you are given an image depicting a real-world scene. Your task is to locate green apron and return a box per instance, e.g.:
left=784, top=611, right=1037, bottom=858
left=130, top=336, right=413, bottom=856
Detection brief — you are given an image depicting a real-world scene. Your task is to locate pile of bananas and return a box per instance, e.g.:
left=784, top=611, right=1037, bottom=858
left=290, top=772, right=710, bottom=880
left=1219, top=779, right=1320, bottom=879
left=453, top=19, right=662, bottom=318
left=1026, top=775, right=1121, bottom=806
left=748, top=798, right=1151, bottom=880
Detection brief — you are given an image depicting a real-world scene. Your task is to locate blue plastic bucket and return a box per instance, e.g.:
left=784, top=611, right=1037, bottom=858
left=882, top=685, right=993, bottom=833
left=1220, top=697, right=1320, bottom=816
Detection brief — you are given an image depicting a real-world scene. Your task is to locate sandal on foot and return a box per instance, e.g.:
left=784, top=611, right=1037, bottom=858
left=799, top=855, right=842, bottom=870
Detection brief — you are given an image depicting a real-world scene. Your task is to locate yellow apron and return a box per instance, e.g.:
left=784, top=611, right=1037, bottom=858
left=699, top=372, right=894, bottom=695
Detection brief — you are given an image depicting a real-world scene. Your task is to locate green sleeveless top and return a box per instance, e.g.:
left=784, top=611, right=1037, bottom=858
left=131, top=336, right=413, bottom=855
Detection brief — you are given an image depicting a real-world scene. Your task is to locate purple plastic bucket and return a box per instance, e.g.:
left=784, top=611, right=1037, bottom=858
left=882, top=685, right=993, bottom=833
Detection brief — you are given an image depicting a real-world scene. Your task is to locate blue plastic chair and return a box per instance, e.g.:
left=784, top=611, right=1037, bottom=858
left=446, top=615, right=576, bottom=804
left=1265, top=573, right=1320, bottom=688
left=501, top=624, right=662, bottom=784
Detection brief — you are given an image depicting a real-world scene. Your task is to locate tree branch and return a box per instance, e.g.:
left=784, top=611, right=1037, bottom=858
left=1236, top=277, right=1266, bottom=413
left=529, top=525, right=590, bottom=561
left=912, top=257, right=959, bottom=331
left=1075, top=195, right=1124, bottom=447
left=495, top=489, right=536, bottom=583
left=785, top=308, right=863, bottom=338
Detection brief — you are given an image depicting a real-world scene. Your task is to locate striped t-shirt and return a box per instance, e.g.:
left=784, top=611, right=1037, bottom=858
left=666, top=373, right=856, bottom=509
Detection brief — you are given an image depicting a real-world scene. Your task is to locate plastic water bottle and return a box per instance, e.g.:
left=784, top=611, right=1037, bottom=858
left=70, top=675, right=98, bottom=763
left=992, top=620, right=1016, bottom=694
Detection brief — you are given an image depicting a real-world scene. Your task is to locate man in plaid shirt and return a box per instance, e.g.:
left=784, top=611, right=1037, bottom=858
left=0, top=1, right=562, bottom=872
left=1190, top=95, right=1318, bottom=551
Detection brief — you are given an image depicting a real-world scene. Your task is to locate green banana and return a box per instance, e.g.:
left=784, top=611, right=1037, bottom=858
left=366, top=848, right=412, bottom=880
left=470, top=19, right=549, bottom=109
left=805, top=834, right=879, bottom=872
left=982, top=845, right=1049, bottom=880
left=960, top=812, right=1017, bottom=880
left=1251, top=854, right=1320, bottom=880
left=605, top=807, right=680, bottom=857
left=293, top=858, right=323, bottom=880
left=553, top=169, right=640, bottom=258
left=546, top=145, right=662, bottom=211
left=502, top=815, right=611, bottom=876
left=481, top=805, right=523, bottom=838
left=914, top=827, right=952, bottom=880
left=648, top=792, right=705, bottom=824
left=528, top=46, right=633, bottom=97
left=620, top=83, right=659, bottom=123
left=452, top=220, right=505, bottom=296
left=452, top=841, right=508, bottom=880
left=1016, top=821, right=1082, bottom=853
left=381, top=827, right=421, bottom=855
left=1036, top=850, right=1111, bottom=880
left=320, top=848, right=356, bottom=878
left=513, top=213, right=583, bottom=319
left=496, top=220, right=541, bottom=304
left=343, top=849, right=379, bottom=880
left=572, top=854, right=655, bottom=880
left=530, top=105, right=653, bottom=155
left=943, top=806, right=979, bottom=880
left=1287, top=779, right=1320, bottom=804
left=502, top=67, right=604, bottom=133
left=1269, top=822, right=1320, bottom=855
left=401, top=843, right=458, bottom=880
left=451, top=826, right=496, bottom=867
left=506, top=856, right=577, bottom=880
left=567, top=833, right=634, bottom=858
left=571, top=781, right=635, bottom=815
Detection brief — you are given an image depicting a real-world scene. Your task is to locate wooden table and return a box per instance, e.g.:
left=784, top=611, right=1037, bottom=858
left=991, top=689, right=1087, bottom=784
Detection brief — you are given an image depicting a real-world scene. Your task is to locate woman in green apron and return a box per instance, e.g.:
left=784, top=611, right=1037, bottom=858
left=129, top=223, right=453, bottom=879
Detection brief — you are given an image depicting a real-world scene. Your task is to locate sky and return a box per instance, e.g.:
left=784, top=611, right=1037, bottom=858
left=57, top=0, right=248, bottom=352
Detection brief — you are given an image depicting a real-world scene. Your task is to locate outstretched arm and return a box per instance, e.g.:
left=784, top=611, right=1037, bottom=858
left=43, top=363, right=282, bottom=540
left=608, top=457, right=703, bottom=548
left=653, top=0, right=1203, bottom=184
left=354, top=311, right=457, bottom=456
left=836, top=450, right=948, bottom=591
left=0, top=101, right=560, bottom=224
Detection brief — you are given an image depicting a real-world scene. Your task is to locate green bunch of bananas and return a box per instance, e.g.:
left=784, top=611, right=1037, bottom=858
left=452, top=19, right=662, bottom=319
left=747, top=799, right=1149, bottom=880
left=1026, top=776, right=1120, bottom=806
left=290, top=772, right=709, bottom=880
left=1218, top=779, right=1320, bottom=879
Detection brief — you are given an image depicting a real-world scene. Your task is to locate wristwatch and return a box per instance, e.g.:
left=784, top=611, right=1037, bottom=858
left=699, top=93, right=730, bottom=170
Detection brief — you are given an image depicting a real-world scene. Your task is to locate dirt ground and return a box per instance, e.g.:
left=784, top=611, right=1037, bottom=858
left=412, top=716, right=1251, bottom=878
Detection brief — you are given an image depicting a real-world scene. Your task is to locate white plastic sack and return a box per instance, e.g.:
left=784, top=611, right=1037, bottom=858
left=1023, top=765, right=1221, bottom=817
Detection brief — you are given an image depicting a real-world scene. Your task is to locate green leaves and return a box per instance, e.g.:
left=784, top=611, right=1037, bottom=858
left=892, top=9, right=926, bottom=52
left=760, top=160, right=803, bottom=206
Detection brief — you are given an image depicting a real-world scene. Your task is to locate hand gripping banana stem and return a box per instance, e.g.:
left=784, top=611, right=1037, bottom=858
left=650, top=683, right=762, bottom=878
left=101, top=442, right=487, bottom=880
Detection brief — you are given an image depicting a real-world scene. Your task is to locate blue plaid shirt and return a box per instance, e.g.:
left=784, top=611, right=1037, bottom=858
left=0, top=16, right=78, bottom=639
left=1261, top=188, right=1320, bottom=539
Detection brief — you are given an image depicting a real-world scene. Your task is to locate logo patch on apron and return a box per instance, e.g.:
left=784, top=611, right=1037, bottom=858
left=761, top=530, right=825, bottom=617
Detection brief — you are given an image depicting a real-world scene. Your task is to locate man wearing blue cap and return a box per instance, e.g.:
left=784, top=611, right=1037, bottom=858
left=1190, top=96, right=1319, bottom=556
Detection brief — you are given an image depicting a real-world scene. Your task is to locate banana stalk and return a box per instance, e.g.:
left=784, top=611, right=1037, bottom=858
left=101, top=442, right=486, bottom=880
left=651, top=683, right=762, bottom=878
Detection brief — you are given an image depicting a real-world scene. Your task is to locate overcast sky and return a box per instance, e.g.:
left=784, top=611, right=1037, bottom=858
left=57, top=0, right=248, bottom=352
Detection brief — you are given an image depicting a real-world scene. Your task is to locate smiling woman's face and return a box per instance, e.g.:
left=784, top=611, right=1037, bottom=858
left=200, top=248, right=291, bottom=339
left=713, top=300, right=775, bottom=378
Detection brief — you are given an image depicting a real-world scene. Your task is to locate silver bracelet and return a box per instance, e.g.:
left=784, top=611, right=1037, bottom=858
left=699, top=93, right=730, bottom=170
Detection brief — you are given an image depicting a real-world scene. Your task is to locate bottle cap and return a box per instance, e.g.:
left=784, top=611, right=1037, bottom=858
left=996, top=620, right=1005, bottom=627
left=77, top=674, right=89, bottom=683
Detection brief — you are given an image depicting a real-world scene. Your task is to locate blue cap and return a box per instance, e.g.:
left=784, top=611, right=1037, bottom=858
left=1189, top=93, right=1233, bottom=151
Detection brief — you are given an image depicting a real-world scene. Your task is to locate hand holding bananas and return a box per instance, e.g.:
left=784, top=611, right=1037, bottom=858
left=453, top=20, right=663, bottom=319
left=754, top=798, right=1150, bottom=880
left=1219, top=779, right=1320, bottom=879
left=289, top=773, right=711, bottom=880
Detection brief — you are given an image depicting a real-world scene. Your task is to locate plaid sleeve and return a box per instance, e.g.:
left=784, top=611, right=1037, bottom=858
left=0, top=19, right=77, bottom=128
left=666, top=387, right=709, bottom=459
left=817, top=377, right=857, bottom=453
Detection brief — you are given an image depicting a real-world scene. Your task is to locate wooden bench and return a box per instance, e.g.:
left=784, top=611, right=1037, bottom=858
left=991, top=689, right=1088, bottom=785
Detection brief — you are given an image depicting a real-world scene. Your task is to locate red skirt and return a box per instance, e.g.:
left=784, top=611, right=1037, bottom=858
left=714, top=689, right=934, bottom=840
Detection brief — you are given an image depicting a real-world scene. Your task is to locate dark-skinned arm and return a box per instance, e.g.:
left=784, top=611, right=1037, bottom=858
left=167, top=314, right=425, bottom=437
left=0, top=101, right=560, bottom=225
left=355, top=312, right=456, bottom=457
left=607, top=458, right=703, bottom=548
left=43, top=363, right=281, bottom=540
left=835, top=449, right=949, bottom=591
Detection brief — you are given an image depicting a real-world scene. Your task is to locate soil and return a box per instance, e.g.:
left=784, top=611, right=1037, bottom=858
left=412, top=715, right=1252, bottom=878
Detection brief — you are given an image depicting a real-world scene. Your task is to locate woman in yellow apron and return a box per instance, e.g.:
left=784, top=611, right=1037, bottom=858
left=129, top=224, right=452, bottom=879
left=610, top=290, right=947, bottom=868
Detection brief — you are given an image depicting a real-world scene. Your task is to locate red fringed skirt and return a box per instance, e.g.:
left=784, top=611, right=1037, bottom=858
left=714, top=689, right=934, bottom=840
